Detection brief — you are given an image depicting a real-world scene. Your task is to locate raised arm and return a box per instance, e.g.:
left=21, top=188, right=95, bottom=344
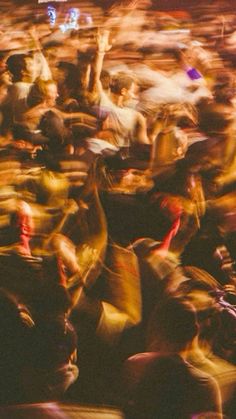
left=88, top=28, right=111, bottom=96
left=55, top=108, right=97, bottom=126
left=28, top=26, right=52, bottom=81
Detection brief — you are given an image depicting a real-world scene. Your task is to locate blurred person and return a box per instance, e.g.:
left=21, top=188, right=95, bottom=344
left=94, top=241, right=142, bottom=344
left=116, top=193, right=189, bottom=355
left=213, top=70, right=236, bottom=106
left=198, top=100, right=236, bottom=168
left=174, top=47, right=203, bottom=82
left=100, top=71, right=150, bottom=149
left=8, top=122, right=48, bottom=161
left=27, top=281, right=79, bottom=402
left=2, top=28, right=52, bottom=133
left=206, top=189, right=236, bottom=290
left=178, top=40, right=215, bottom=84
left=85, top=29, right=150, bottom=150
left=123, top=297, right=222, bottom=419
left=0, top=284, right=78, bottom=409
left=149, top=190, right=201, bottom=257
left=54, top=61, right=79, bottom=108
left=21, top=78, right=97, bottom=155
left=2, top=53, right=35, bottom=132
left=129, top=236, right=186, bottom=351
left=22, top=79, right=64, bottom=135
left=0, top=287, right=35, bottom=404
left=0, top=285, right=76, bottom=404
left=177, top=267, right=236, bottom=419
left=149, top=103, right=193, bottom=174
left=67, top=239, right=142, bottom=405
left=168, top=46, right=212, bottom=105
left=9, top=200, right=34, bottom=257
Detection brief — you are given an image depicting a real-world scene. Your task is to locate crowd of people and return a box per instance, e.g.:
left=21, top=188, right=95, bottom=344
left=0, top=0, right=236, bottom=418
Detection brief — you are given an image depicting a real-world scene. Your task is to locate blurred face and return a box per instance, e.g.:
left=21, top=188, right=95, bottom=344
left=24, top=56, right=36, bottom=81
left=45, top=83, right=58, bottom=107
left=122, top=82, right=137, bottom=104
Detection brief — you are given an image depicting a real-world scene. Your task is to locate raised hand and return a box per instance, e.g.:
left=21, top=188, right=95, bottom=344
left=97, top=29, right=112, bottom=53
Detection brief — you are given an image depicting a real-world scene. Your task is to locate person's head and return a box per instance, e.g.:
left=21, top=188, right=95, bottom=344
left=198, top=102, right=235, bottom=136
left=39, top=109, right=69, bottom=159
left=27, top=79, right=58, bottom=108
left=56, top=61, right=77, bottom=85
left=43, top=80, right=58, bottom=107
left=213, top=70, right=235, bottom=104
left=6, top=53, right=35, bottom=83
left=0, top=288, right=35, bottom=403
left=110, top=72, right=137, bottom=103
left=147, top=297, right=199, bottom=352
left=178, top=266, right=224, bottom=347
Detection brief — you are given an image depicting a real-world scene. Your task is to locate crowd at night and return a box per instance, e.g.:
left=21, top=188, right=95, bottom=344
left=0, top=1, right=235, bottom=418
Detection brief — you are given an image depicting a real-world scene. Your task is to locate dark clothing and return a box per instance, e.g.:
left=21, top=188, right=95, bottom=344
left=123, top=352, right=222, bottom=419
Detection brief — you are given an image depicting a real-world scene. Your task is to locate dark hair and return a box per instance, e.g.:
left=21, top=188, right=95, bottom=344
left=110, top=73, right=134, bottom=94
left=27, top=78, right=56, bottom=108
left=57, top=61, right=78, bottom=91
left=214, top=71, right=235, bottom=104
left=6, top=53, right=29, bottom=81
left=39, top=110, right=68, bottom=152
left=199, top=103, right=234, bottom=135
left=149, top=297, right=198, bottom=350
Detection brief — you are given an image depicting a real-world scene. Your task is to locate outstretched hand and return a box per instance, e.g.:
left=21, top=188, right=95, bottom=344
left=97, top=29, right=112, bottom=53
